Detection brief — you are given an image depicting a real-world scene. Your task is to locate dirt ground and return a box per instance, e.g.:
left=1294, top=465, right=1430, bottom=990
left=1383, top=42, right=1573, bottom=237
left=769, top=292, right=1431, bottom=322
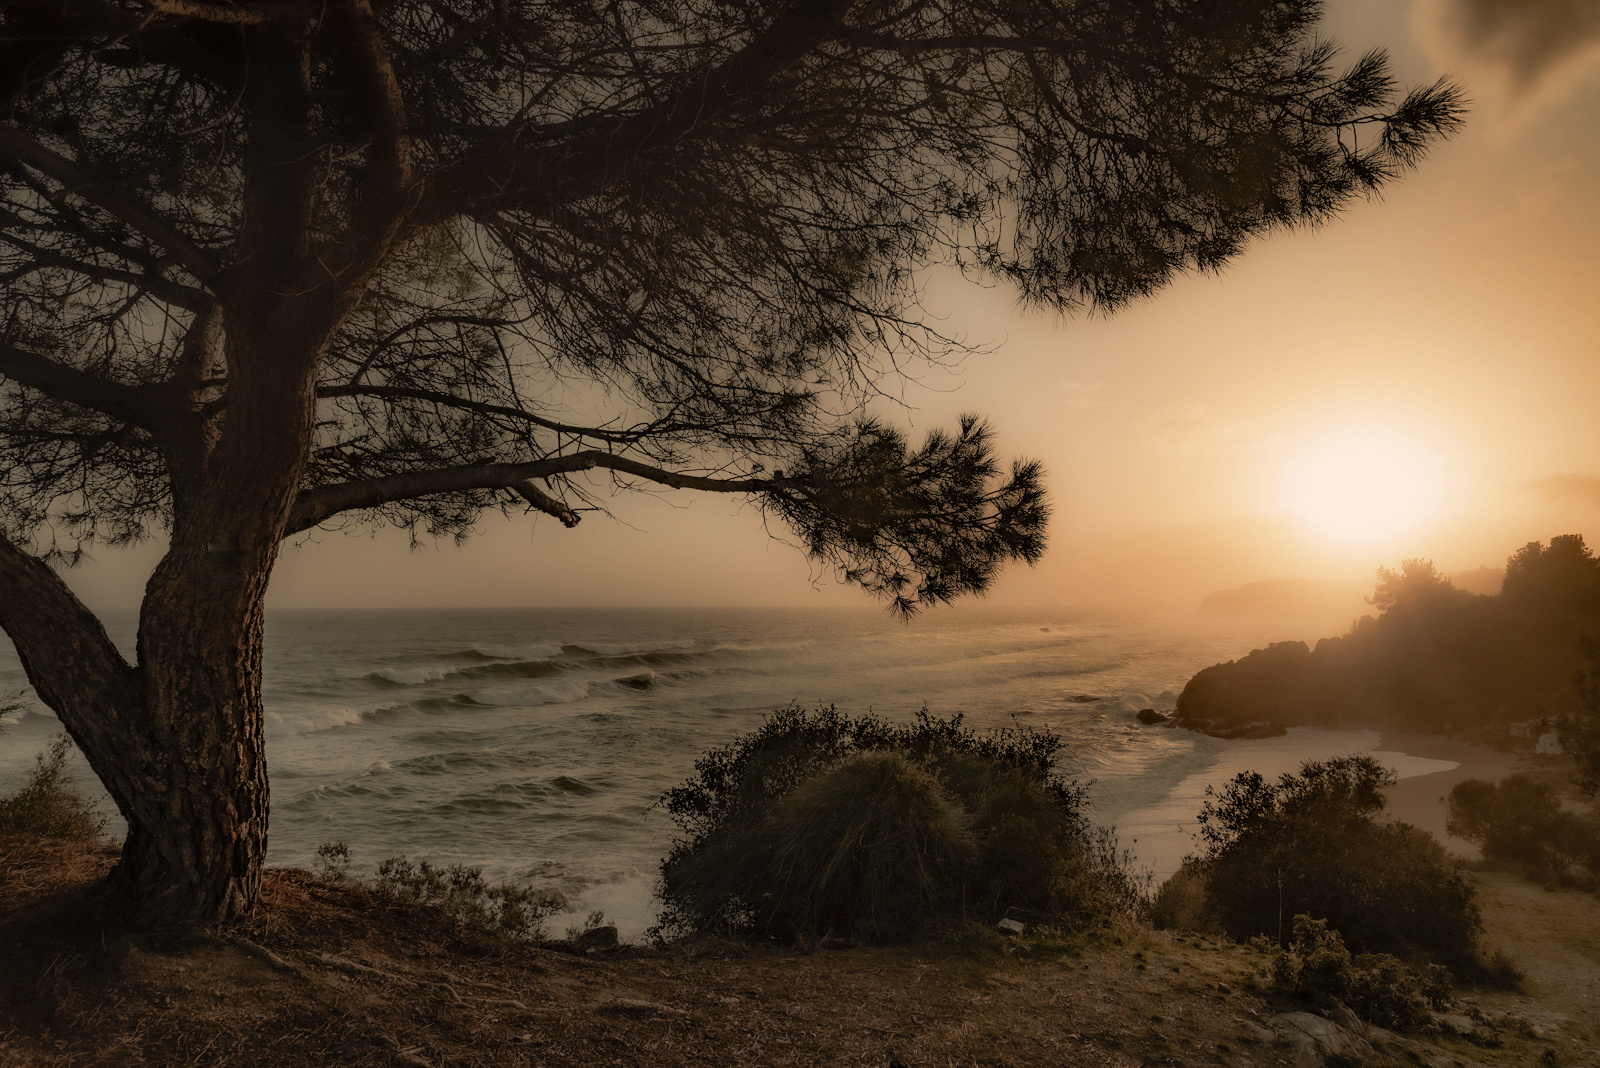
left=1, top=834, right=1594, bottom=1068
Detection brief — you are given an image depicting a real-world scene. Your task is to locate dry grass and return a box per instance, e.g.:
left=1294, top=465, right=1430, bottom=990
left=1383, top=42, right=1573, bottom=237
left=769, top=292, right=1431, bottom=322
left=1, top=835, right=1591, bottom=1068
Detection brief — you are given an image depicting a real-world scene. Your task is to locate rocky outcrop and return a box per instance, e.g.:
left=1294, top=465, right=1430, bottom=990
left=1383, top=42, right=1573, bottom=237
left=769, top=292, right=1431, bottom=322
left=1253, top=1007, right=1491, bottom=1068
left=1173, top=640, right=1330, bottom=736
left=1252, top=1011, right=1379, bottom=1067
left=1200, top=579, right=1362, bottom=620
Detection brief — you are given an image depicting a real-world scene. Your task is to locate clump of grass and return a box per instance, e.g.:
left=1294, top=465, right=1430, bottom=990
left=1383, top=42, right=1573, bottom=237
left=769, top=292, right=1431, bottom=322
left=0, top=732, right=105, bottom=842
left=374, top=855, right=566, bottom=940
left=1267, top=914, right=1453, bottom=1031
left=655, top=705, right=1145, bottom=944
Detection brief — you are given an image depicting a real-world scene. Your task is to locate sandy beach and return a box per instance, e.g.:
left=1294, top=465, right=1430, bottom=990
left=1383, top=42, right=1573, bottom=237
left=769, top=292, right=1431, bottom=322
left=1113, top=727, right=1548, bottom=881
left=1377, top=731, right=1538, bottom=858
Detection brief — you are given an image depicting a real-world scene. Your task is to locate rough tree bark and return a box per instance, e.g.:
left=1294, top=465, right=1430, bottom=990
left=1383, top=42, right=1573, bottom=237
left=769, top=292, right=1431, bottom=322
left=1, top=310, right=335, bottom=923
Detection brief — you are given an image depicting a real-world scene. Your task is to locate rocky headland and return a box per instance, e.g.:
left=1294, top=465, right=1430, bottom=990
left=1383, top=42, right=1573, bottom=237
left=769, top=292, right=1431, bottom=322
left=1172, top=538, right=1600, bottom=739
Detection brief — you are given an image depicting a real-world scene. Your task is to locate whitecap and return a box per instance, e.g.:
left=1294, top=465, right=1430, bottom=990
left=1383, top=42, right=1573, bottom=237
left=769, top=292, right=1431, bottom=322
left=265, top=705, right=367, bottom=735
left=467, top=680, right=591, bottom=707
left=563, top=639, right=699, bottom=657
left=366, top=666, right=452, bottom=685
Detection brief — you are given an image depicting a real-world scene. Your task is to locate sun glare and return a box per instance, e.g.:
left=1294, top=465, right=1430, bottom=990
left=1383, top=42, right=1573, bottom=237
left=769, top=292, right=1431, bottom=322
left=1279, top=429, right=1445, bottom=544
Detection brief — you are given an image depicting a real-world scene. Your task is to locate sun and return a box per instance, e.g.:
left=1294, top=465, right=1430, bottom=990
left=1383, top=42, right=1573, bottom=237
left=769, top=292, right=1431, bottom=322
left=1279, top=429, right=1445, bottom=544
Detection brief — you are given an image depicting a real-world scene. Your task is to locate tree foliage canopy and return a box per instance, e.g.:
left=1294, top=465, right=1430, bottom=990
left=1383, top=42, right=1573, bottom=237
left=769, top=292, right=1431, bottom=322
left=1179, top=536, right=1600, bottom=733
left=1193, top=756, right=1482, bottom=967
left=0, top=0, right=1461, bottom=608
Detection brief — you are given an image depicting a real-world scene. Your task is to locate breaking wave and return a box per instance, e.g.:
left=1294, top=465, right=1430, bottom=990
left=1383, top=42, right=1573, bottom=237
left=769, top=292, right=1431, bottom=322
left=365, top=666, right=453, bottom=685
left=463, top=680, right=591, bottom=707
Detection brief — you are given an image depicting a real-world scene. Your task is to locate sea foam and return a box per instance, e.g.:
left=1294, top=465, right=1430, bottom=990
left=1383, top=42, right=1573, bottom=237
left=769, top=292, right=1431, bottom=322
left=265, top=705, right=368, bottom=735
left=467, top=680, right=590, bottom=707
left=366, top=665, right=453, bottom=685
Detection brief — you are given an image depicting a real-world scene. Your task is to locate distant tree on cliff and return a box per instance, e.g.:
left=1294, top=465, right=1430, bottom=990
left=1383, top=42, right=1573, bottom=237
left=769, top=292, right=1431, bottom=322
left=1565, top=640, right=1600, bottom=797
left=1502, top=535, right=1600, bottom=615
left=0, top=0, right=1463, bottom=926
left=1367, top=558, right=1464, bottom=612
left=1177, top=536, right=1600, bottom=734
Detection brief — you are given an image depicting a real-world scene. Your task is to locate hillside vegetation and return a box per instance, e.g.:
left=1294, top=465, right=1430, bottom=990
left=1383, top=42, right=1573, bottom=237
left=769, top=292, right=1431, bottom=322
left=5, top=832, right=1598, bottom=1068
left=3, top=728, right=1598, bottom=1066
left=1177, top=535, right=1600, bottom=735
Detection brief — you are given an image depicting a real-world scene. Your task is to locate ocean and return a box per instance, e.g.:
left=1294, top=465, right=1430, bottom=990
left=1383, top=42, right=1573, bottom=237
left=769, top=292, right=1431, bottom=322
left=0, top=606, right=1457, bottom=937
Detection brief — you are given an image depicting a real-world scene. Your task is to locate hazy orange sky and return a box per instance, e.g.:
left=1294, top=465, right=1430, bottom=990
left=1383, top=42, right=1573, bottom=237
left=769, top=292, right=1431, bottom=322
left=60, top=0, right=1600, bottom=616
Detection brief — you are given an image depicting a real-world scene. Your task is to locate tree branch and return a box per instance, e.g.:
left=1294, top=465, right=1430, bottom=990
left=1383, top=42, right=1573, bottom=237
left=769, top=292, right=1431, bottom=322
left=511, top=480, right=580, bottom=528
left=0, top=124, right=221, bottom=288
left=0, top=530, right=143, bottom=744
left=326, top=0, right=412, bottom=208
left=286, top=450, right=779, bottom=534
left=145, top=0, right=309, bottom=25
left=0, top=225, right=209, bottom=310
left=417, top=0, right=854, bottom=221
left=315, top=383, right=659, bottom=444
left=0, top=341, right=160, bottom=426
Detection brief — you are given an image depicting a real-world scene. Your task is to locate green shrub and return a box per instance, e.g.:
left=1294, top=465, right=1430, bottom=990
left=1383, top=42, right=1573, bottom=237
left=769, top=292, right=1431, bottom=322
left=0, top=732, right=105, bottom=842
left=1191, top=755, right=1483, bottom=970
left=314, top=840, right=352, bottom=883
left=655, top=705, right=1143, bottom=943
left=656, top=709, right=1145, bottom=940
left=1446, top=775, right=1600, bottom=886
left=1150, top=857, right=1218, bottom=933
left=668, top=752, right=978, bottom=942
left=1268, top=915, right=1451, bottom=1031
left=375, top=855, right=566, bottom=940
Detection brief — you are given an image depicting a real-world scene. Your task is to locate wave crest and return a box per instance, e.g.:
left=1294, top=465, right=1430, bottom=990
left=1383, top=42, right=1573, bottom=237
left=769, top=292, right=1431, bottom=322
left=465, top=680, right=591, bottom=707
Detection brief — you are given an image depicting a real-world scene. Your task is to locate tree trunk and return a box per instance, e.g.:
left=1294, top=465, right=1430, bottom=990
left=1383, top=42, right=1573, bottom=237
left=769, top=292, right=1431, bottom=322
left=0, top=313, right=322, bottom=928
left=103, top=318, right=319, bottom=925
left=0, top=535, right=271, bottom=927
left=99, top=589, right=271, bottom=926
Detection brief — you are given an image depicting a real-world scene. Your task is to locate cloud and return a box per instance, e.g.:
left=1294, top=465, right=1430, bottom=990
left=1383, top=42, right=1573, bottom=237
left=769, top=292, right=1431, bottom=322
left=1414, top=0, right=1600, bottom=119
left=1530, top=473, right=1600, bottom=508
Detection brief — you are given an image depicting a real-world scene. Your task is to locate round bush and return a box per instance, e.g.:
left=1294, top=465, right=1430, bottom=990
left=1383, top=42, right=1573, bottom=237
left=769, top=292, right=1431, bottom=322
left=768, top=752, right=976, bottom=941
left=1191, top=756, right=1483, bottom=970
left=655, top=705, right=1142, bottom=943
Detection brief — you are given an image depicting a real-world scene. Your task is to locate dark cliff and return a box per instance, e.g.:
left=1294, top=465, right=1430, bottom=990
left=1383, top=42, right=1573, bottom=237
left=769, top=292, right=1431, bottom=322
left=1176, top=537, right=1600, bottom=735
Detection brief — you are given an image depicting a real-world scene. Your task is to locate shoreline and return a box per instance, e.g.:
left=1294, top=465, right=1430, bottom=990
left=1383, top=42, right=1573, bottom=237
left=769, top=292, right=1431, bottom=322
left=1376, top=731, right=1538, bottom=859
left=1110, top=725, right=1544, bottom=882
left=1111, top=726, right=1384, bottom=881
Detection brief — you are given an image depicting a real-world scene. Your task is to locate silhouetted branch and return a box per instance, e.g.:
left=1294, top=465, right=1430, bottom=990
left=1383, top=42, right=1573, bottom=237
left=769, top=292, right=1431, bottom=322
left=511, top=480, right=580, bottom=527
left=0, top=341, right=158, bottom=426
left=286, top=449, right=774, bottom=534
left=419, top=0, right=855, bottom=220
left=0, top=124, right=220, bottom=287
